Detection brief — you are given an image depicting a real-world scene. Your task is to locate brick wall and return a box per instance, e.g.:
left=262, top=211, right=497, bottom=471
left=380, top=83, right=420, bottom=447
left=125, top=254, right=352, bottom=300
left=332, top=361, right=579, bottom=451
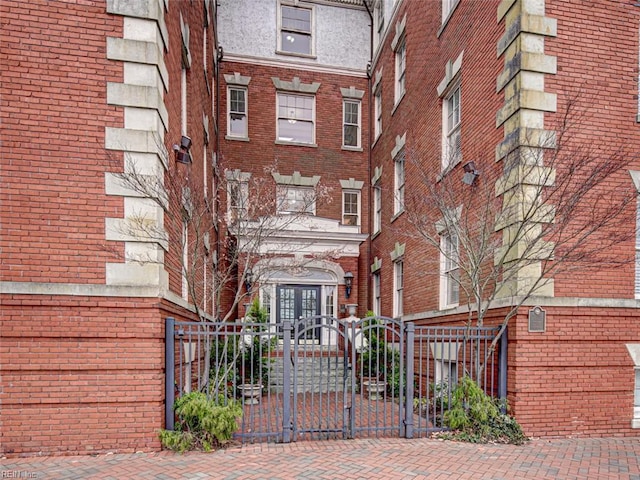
left=370, top=0, right=504, bottom=316
left=0, top=0, right=124, bottom=284
left=0, top=296, right=167, bottom=456
left=0, top=0, right=217, bottom=456
left=218, top=61, right=371, bottom=314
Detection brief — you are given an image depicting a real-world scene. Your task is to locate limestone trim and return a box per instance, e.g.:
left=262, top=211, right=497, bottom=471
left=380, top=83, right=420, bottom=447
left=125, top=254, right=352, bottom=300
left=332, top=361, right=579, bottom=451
left=272, top=171, right=321, bottom=186
left=371, top=165, right=383, bottom=185
left=224, top=72, right=252, bottom=86
left=225, top=169, right=252, bottom=182
left=403, top=296, right=640, bottom=323
left=390, top=13, right=407, bottom=51
left=391, top=132, right=406, bottom=159
left=340, top=86, right=365, bottom=99
left=339, top=178, right=365, bottom=190
left=272, top=76, right=321, bottom=93
left=373, top=67, right=383, bottom=91
left=624, top=344, right=639, bottom=428
left=494, top=0, right=557, bottom=299
left=107, top=0, right=169, bottom=49
left=0, top=281, right=162, bottom=297
left=106, top=37, right=169, bottom=91
left=371, top=256, right=383, bottom=273
left=105, top=0, right=170, bottom=290
left=390, top=241, right=405, bottom=262
left=437, top=51, right=463, bottom=97
left=222, top=53, right=368, bottom=79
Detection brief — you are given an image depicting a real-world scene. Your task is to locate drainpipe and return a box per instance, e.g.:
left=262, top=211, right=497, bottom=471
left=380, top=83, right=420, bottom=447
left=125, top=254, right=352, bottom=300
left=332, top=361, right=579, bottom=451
left=363, top=1, right=373, bottom=313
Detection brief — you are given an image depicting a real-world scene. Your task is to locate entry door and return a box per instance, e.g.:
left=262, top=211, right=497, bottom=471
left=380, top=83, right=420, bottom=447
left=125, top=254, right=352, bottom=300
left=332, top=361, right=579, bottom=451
left=276, top=285, right=321, bottom=342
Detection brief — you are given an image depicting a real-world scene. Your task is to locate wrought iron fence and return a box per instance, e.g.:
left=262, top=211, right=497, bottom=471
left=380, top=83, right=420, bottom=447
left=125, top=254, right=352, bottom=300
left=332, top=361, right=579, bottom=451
left=165, top=316, right=505, bottom=443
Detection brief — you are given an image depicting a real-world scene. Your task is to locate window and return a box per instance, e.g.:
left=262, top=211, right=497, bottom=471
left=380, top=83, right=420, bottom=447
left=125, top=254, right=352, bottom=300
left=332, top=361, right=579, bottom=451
left=374, top=88, right=382, bottom=139
left=636, top=196, right=640, bottom=298
left=261, top=286, right=272, bottom=321
left=635, top=368, right=640, bottom=426
left=394, top=150, right=405, bottom=215
left=277, top=93, right=314, bottom=144
left=373, top=184, right=382, bottom=233
left=373, top=0, right=384, bottom=50
left=324, top=285, right=335, bottom=317
left=181, top=220, right=188, bottom=301
left=228, top=86, right=247, bottom=138
left=280, top=5, right=312, bottom=55
left=342, top=190, right=360, bottom=226
left=442, top=0, right=458, bottom=22
left=277, top=186, right=315, bottom=214
left=395, top=37, right=406, bottom=104
left=343, top=100, right=361, bottom=148
left=443, top=84, right=461, bottom=170
left=228, top=180, right=248, bottom=221
left=440, top=233, right=459, bottom=308
left=372, top=271, right=381, bottom=316
left=393, top=260, right=403, bottom=318
left=181, top=68, right=187, bottom=136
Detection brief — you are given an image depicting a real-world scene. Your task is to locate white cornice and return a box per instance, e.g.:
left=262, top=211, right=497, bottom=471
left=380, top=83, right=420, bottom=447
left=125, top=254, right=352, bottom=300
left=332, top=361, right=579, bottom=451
left=222, top=54, right=367, bottom=78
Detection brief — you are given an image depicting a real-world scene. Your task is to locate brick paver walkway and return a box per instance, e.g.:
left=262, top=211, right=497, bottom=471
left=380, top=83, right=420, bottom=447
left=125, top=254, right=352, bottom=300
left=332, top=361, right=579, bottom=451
left=2, top=437, right=639, bottom=479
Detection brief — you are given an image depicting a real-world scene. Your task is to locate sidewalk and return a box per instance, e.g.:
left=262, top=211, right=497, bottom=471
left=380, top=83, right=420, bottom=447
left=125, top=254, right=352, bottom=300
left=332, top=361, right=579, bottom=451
left=2, top=437, right=639, bottom=479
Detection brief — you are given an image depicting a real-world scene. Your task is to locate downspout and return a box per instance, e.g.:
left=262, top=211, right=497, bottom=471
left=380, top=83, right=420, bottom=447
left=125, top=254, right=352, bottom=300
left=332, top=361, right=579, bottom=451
left=363, top=1, right=373, bottom=313
left=213, top=3, right=223, bottom=321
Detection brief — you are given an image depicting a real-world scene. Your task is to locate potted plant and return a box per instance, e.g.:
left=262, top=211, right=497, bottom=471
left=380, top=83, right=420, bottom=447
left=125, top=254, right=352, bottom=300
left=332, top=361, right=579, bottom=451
left=358, top=314, right=399, bottom=400
left=237, top=299, right=275, bottom=404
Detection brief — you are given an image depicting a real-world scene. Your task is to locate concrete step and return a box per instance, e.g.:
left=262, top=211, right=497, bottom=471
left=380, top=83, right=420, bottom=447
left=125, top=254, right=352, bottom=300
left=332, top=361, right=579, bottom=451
left=268, top=354, right=353, bottom=393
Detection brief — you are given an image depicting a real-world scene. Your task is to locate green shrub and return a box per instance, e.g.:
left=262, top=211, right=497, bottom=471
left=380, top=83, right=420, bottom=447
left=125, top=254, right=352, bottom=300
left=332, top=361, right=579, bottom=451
left=443, top=376, right=527, bottom=445
left=359, top=314, right=404, bottom=397
left=159, top=392, right=243, bottom=453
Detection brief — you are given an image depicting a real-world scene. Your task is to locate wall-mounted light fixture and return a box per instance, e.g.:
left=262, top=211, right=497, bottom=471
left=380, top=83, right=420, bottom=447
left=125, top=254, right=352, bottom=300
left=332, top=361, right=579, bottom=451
left=462, top=161, right=479, bottom=185
left=344, top=271, right=354, bottom=299
left=173, top=135, right=192, bottom=164
left=244, top=267, right=254, bottom=294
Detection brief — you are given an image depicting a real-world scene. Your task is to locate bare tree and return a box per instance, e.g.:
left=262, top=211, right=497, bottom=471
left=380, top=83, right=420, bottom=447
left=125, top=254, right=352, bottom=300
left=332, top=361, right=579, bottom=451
left=403, top=95, right=638, bottom=366
left=109, top=151, right=336, bottom=390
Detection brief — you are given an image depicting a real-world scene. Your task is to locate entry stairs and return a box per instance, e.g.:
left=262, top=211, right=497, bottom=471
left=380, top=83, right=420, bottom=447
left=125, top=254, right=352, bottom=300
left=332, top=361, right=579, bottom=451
left=269, top=351, right=353, bottom=393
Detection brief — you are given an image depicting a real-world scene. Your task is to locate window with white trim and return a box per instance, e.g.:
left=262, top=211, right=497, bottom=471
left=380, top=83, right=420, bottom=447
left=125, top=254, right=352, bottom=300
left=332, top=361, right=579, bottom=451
left=393, top=259, right=403, bottom=318
left=228, top=86, right=247, bottom=138
left=342, top=190, right=360, bottom=226
left=372, top=271, right=381, bottom=316
left=279, top=4, right=313, bottom=56
left=373, top=183, right=382, bottom=234
left=636, top=197, right=640, bottom=297
left=440, top=232, right=459, bottom=309
left=395, top=37, right=406, bottom=104
left=277, top=185, right=315, bottom=214
left=228, top=179, right=249, bottom=222
left=635, top=368, right=640, bottom=426
left=181, top=220, right=189, bottom=301
left=394, top=149, right=405, bottom=215
left=324, top=285, right=335, bottom=317
left=277, top=92, right=315, bottom=144
left=343, top=100, right=361, bottom=148
left=374, top=88, right=382, bottom=139
left=373, top=0, right=384, bottom=51
left=443, top=83, right=461, bottom=171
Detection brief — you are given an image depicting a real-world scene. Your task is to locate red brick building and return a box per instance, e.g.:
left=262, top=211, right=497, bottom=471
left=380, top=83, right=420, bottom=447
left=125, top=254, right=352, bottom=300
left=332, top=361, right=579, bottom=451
left=368, top=0, right=640, bottom=439
left=1, top=0, right=218, bottom=455
left=1, top=0, right=639, bottom=457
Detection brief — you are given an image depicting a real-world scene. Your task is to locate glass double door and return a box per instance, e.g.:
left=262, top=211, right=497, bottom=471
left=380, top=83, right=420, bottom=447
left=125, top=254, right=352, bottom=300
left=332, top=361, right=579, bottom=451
left=276, top=285, right=321, bottom=342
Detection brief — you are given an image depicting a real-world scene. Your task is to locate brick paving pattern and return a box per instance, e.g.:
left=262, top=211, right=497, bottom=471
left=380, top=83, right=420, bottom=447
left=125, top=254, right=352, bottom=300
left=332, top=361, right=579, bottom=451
left=237, top=392, right=414, bottom=443
left=2, top=437, right=639, bottom=479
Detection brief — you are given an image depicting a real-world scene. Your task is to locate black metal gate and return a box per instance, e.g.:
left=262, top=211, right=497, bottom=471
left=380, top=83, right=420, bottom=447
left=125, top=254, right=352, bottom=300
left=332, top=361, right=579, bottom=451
left=166, top=316, right=505, bottom=443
